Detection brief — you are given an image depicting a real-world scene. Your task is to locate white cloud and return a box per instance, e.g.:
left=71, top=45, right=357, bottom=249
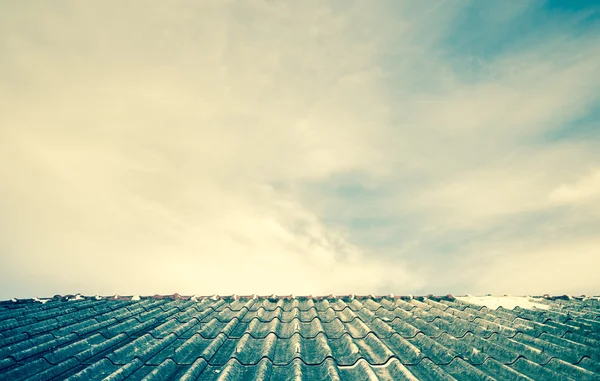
left=0, top=1, right=414, bottom=298
left=461, top=239, right=600, bottom=296
left=0, top=1, right=599, bottom=297
left=549, top=168, right=600, bottom=205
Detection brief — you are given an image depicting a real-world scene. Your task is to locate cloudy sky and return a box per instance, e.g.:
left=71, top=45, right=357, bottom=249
left=1, top=1, right=599, bottom=299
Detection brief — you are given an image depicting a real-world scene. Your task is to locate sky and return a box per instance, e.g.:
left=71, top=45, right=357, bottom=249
left=1, top=0, right=599, bottom=299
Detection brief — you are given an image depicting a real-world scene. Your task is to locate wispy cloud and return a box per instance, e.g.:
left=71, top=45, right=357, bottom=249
left=0, top=1, right=599, bottom=298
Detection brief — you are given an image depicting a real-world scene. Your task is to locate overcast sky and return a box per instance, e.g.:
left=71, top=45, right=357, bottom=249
left=1, top=1, right=599, bottom=299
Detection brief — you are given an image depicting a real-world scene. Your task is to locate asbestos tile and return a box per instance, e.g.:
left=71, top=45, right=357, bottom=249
left=141, top=359, right=185, bottom=380
left=237, top=318, right=279, bottom=339
left=22, top=357, right=80, bottom=381
left=171, top=318, right=202, bottom=338
left=30, top=307, right=78, bottom=323
left=321, top=318, right=346, bottom=338
left=269, top=358, right=341, bottom=381
left=386, top=317, right=422, bottom=338
left=229, top=333, right=278, bottom=365
left=173, top=333, right=227, bottom=365
left=356, top=299, right=380, bottom=311
left=198, top=359, right=270, bottom=381
left=429, top=316, right=485, bottom=338
left=367, top=317, right=398, bottom=338
left=543, top=358, right=600, bottom=381
left=379, top=333, right=425, bottom=364
left=433, top=332, right=489, bottom=364
left=147, top=318, right=183, bottom=338
left=537, top=332, right=600, bottom=362
left=0, top=332, right=30, bottom=349
left=336, top=308, right=359, bottom=323
left=297, top=333, right=334, bottom=364
left=53, top=318, right=100, bottom=337
left=474, top=358, right=535, bottom=381
left=275, top=299, right=295, bottom=312
left=210, top=307, right=249, bottom=323
left=271, top=332, right=304, bottom=365
left=577, top=357, right=600, bottom=375
left=393, top=299, right=419, bottom=312
left=403, top=358, right=459, bottom=381
left=100, top=316, right=157, bottom=338
left=0, top=317, right=25, bottom=332
left=107, top=333, right=177, bottom=364
left=0, top=333, right=54, bottom=359
left=469, top=317, right=518, bottom=338
left=347, top=299, right=367, bottom=312
left=563, top=330, right=600, bottom=348
left=479, top=333, right=541, bottom=364
left=375, top=307, right=411, bottom=323
left=347, top=333, right=395, bottom=365
left=1, top=358, right=53, bottom=380
left=385, top=357, right=444, bottom=380
left=102, top=358, right=145, bottom=381
left=341, top=318, right=372, bottom=338
left=0, top=357, right=16, bottom=371
left=185, top=319, right=220, bottom=339
left=209, top=298, right=251, bottom=312
left=338, top=358, right=418, bottom=381
left=355, top=308, right=379, bottom=323
left=406, top=332, right=459, bottom=364
left=509, top=358, right=574, bottom=381
left=242, top=308, right=283, bottom=322
left=510, top=332, right=585, bottom=364
left=11, top=333, right=78, bottom=362
left=173, top=307, right=205, bottom=324
left=178, top=358, right=208, bottom=380
left=120, top=364, right=157, bottom=380
left=73, top=318, right=118, bottom=337
left=2, top=318, right=60, bottom=337
left=43, top=333, right=105, bottom=364
left=251, top=300, right=280, bottom=311
left=328, top=299, right=351, bottom=311
left=423, top=299, right=452, bottom=311
left=276, top=318, right=324, bottom=338
left=75, top=333, right=129, bottom=362
left=199, top=317, right=240, bottom=339
left=145, top=338, right=185, bottom=365
left=398, top=316, right=443, bottom=338
left=0, top=297, right=599, bottom=380
left=317, top=308, right=338, bottom=322
left=438, top=358, right=495, bottom=380
left=284, top=308, right=319, bottom=322
left=327, top=334, right=364, bottom=366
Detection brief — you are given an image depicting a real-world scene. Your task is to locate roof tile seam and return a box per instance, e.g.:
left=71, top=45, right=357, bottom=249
left=4, top=318, right=597, bottom=356
left=4, top=327, right=581, bottom=361
left=8, top=339, right=594, bottom=371
left=74, top=352, right=598, bottom=369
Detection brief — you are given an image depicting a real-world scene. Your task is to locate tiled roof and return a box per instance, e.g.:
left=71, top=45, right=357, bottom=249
left=1, top=294, right=599, bottom=380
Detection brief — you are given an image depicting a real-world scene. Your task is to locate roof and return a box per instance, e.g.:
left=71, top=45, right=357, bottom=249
left=1, top=294, right=599, bottom=380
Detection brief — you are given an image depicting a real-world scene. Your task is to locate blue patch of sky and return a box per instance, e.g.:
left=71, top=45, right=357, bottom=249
left=304, top=1, right=600, bottom=258
left=432, top=1, right=598, bottom=82
left=539, top=103, right=600, bottom=142
left=376, top=1, right=598, bottom=105
left=544, top=0, right=600, bottom=15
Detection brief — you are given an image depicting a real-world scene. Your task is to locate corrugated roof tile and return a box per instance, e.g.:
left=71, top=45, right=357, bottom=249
left=1, top=295, right=599, bottom=380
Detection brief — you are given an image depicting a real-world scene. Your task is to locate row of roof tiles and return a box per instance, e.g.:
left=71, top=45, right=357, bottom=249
left=1, top=296, right=599, bottom=380
left=5, top=294, right=598, bottom=304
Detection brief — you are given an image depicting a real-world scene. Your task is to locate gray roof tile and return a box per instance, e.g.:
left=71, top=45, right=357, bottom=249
left=1, top=295, right=599, bottom=380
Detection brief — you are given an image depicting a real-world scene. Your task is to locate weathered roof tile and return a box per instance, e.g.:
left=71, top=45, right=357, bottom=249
left=1, top=294, right=599, bottom=380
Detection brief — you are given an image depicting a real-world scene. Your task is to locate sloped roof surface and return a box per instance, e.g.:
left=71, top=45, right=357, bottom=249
left=1, top=294, right=599, bottom=380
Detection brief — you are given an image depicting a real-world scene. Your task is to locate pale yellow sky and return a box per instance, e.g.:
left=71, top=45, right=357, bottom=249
left=1, top=1, right=599, bottom=298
